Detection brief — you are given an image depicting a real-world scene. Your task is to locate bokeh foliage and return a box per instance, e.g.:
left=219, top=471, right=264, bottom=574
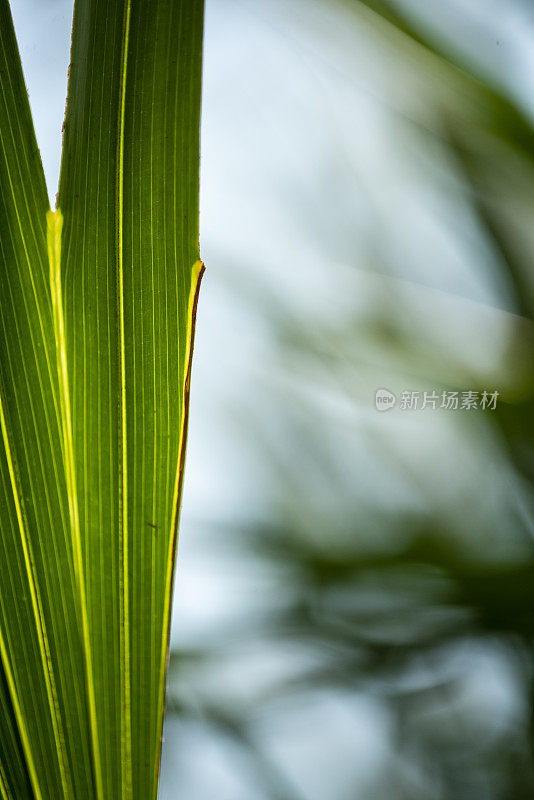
left=164, top=1, right=534, bottom=798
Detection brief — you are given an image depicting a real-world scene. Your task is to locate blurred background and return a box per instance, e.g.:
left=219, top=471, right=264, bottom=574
left=12, top=0, right=534, bottom=797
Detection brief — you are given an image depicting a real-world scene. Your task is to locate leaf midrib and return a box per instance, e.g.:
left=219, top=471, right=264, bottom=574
left=117, top=3, right=133, bottom=797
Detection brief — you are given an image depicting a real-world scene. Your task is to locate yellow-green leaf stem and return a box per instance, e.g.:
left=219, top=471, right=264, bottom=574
left=46, top=209, right=104, bottom=800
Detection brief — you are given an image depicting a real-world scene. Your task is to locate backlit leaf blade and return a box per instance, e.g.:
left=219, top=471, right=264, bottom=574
left=0, top=0, right=204, bottom=797
left=58, top=1, right=204, bottom=798
left=0, top=1, right=98, bottom=797
left=0, top=666, right=33, bottom=800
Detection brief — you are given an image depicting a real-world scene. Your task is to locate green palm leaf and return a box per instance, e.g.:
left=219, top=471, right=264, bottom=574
left=0, top=1, right=204, bottom=798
